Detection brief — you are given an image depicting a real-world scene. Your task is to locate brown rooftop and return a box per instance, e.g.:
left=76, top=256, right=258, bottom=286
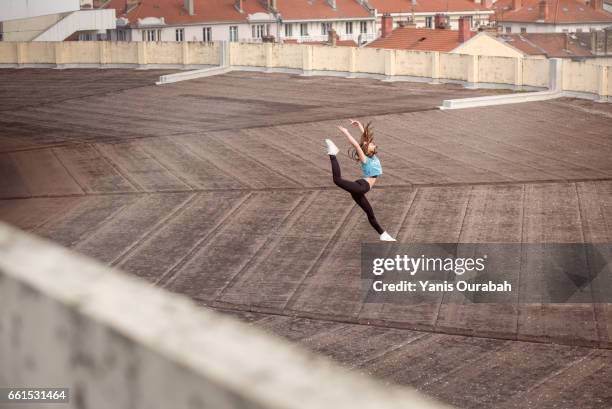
left=1, top=69, right=612, bottom=408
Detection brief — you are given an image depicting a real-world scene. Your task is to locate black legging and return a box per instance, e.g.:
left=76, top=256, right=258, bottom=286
left=330, top=155, right=385, bottom=235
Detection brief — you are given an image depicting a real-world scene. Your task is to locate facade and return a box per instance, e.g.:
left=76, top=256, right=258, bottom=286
left=103, top=0, right=376, bottom=44
left=366, top=0, right=495, bottom=34
left=103, top=0, right=277, bottom=43
left=492, top=0, right=612, bottom=33
left=274, top=0, right=377, bottom=44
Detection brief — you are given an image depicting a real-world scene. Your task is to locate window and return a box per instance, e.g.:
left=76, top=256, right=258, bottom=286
left=229, top=26, right=238, bottom=42
left=285, top=24, right=293, bottom=37
left=203, top=27, right=212, bottom=42
left=117, top=30, right=127, bottom=41
left=143, top=29, right=160, bottom=41
left=0, top=22, right=3, bottom=41
left=300, top=23, right=308, bottom=36
left=79, top=32, right=95, bottom=41
left=252, top=24, right=265, bottom=38
left=321, top=22, right=332, bottom=35
left=360, top=21, right=367, bottom=33
left=425, top=16, right=432, bottom=28
left=576, top=28, right=583, bottom=32
left=345, top=21, right=353, bottom=34
left=562, top=28, right=569, bottom=32
left=520, top=27, right=526, bottom=33
left=505, top=26, right=511, bottom=33
left=175, top=28, right=184, bottom=42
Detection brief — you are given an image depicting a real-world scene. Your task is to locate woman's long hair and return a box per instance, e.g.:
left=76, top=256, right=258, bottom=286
left=349, top=121, right=376, bottom=161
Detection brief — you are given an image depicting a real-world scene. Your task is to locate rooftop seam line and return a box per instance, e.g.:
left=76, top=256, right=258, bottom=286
left=92, top=143, right=143, bottom=192
left=213, top=191, right=316, bottom=301
left=155, top=192, right=253, bottom=288
left=208, top=301, right=612, bottom=350
left=574, top=182, right=604, bottom=346
left=2, top=176, right=612, bottom=201
left=110, top=192, right=199, bottom=268
left=282, top=198, right=358, bottom=312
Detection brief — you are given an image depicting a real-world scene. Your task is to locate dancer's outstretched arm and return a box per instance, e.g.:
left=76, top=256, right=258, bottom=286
left=337, top=125, right=367, bottom=163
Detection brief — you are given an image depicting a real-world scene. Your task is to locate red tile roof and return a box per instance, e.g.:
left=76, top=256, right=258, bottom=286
left=104, top=0, right=271, bottom=25
left=275, top=0, right=372, bottom=20
left=492, top=0, right=612, bottom=23
left=498, top=32, right=594, bottom=56
left=367, top=0, right=489, bottom=13
left=367, top=26, right=468, bottom=51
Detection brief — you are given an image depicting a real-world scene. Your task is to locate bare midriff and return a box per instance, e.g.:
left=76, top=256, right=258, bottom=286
left=365, top=177, right=377, bottom=188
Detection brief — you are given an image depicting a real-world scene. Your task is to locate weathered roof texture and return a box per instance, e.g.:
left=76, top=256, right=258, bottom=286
left=2, top=69, right=612, bottom=409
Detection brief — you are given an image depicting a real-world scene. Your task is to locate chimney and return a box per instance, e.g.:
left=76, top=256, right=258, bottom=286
left=327, top=0, right=337, bottom=9
left=458, top=16, right=472, bottom=42
left=271, top=0, right=277, bottom=10
left=590, top=0, right=603, bottom=9
left=512, top=0, right=522, bottom=9
left=184, top=0, right=194, bottom=15
left=381, top=13, right=393, bottom=37
left=434, top=13, right=448, bottom=29
left=538, top=0, right=548, bottom=19
left=328, top=29, right=338, bottom=46
left=234, top=0, right=243, bottom=12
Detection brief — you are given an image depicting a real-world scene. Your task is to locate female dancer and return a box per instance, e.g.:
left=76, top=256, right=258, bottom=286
left=325, top=119, right=396, bottom=241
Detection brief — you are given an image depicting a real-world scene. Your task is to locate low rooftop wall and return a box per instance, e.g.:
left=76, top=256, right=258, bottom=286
left=0, top=222, right=449, bottom=409
left=0, top=41, right=609, bottom=100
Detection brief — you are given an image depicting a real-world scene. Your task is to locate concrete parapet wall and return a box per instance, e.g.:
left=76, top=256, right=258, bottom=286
left=395, top=50, right=433, bottom=78
left=563, top=59, right=600, bottom=95
left=0, top=223, right=449, bottom=409
left=478, top=55, right=515, bottom=85
left=275, top=44, right=303, bottom=69
left=229, top=42, right=266, bottom=67
left=313, top=45, right=351, bottom=72
left=354, top=47, right=385, bottom=75
left=0, top=41, right=610, bottom=99
left=1, top=41, right=219, bottom=68
left=439, top=53, right=469, bottom=81
left=522, top=58, right=550, bottom=88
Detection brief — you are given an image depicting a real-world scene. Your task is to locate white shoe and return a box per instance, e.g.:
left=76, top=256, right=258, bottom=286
left=325, top=139, right=339, bottom=156
left=380, top=232, right=396, bottom=242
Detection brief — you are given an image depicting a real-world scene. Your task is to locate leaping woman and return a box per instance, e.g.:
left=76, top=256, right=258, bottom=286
left=325, top=119, right=396, bottom=242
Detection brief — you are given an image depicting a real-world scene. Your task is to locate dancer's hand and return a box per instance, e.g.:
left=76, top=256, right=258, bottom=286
left=349, top=119, right=364, bottom=132
left=336, top=125, right=348, bottom=134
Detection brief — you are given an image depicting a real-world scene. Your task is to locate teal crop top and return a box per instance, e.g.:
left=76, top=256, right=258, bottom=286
left=361, top=155, right=382, bottom=178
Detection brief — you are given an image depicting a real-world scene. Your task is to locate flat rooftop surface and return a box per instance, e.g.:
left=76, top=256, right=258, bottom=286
left=1, top=69, right=612, bottom=408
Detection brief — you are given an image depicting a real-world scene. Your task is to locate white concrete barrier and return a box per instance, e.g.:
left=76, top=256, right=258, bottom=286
left=0, top=222, right=451, bottom=409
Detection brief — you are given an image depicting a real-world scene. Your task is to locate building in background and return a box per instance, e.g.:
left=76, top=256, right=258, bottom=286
left=273, top=0, right=377, bottom=44
left=103, top=0, right=276, bottom=42
left=366, top=0, right=494, bottom=34
left=492, top=0, right=612, bottom=33
left=102, top=0, right=376, bottom=44
left=0, top=0, right=115, bottom=41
